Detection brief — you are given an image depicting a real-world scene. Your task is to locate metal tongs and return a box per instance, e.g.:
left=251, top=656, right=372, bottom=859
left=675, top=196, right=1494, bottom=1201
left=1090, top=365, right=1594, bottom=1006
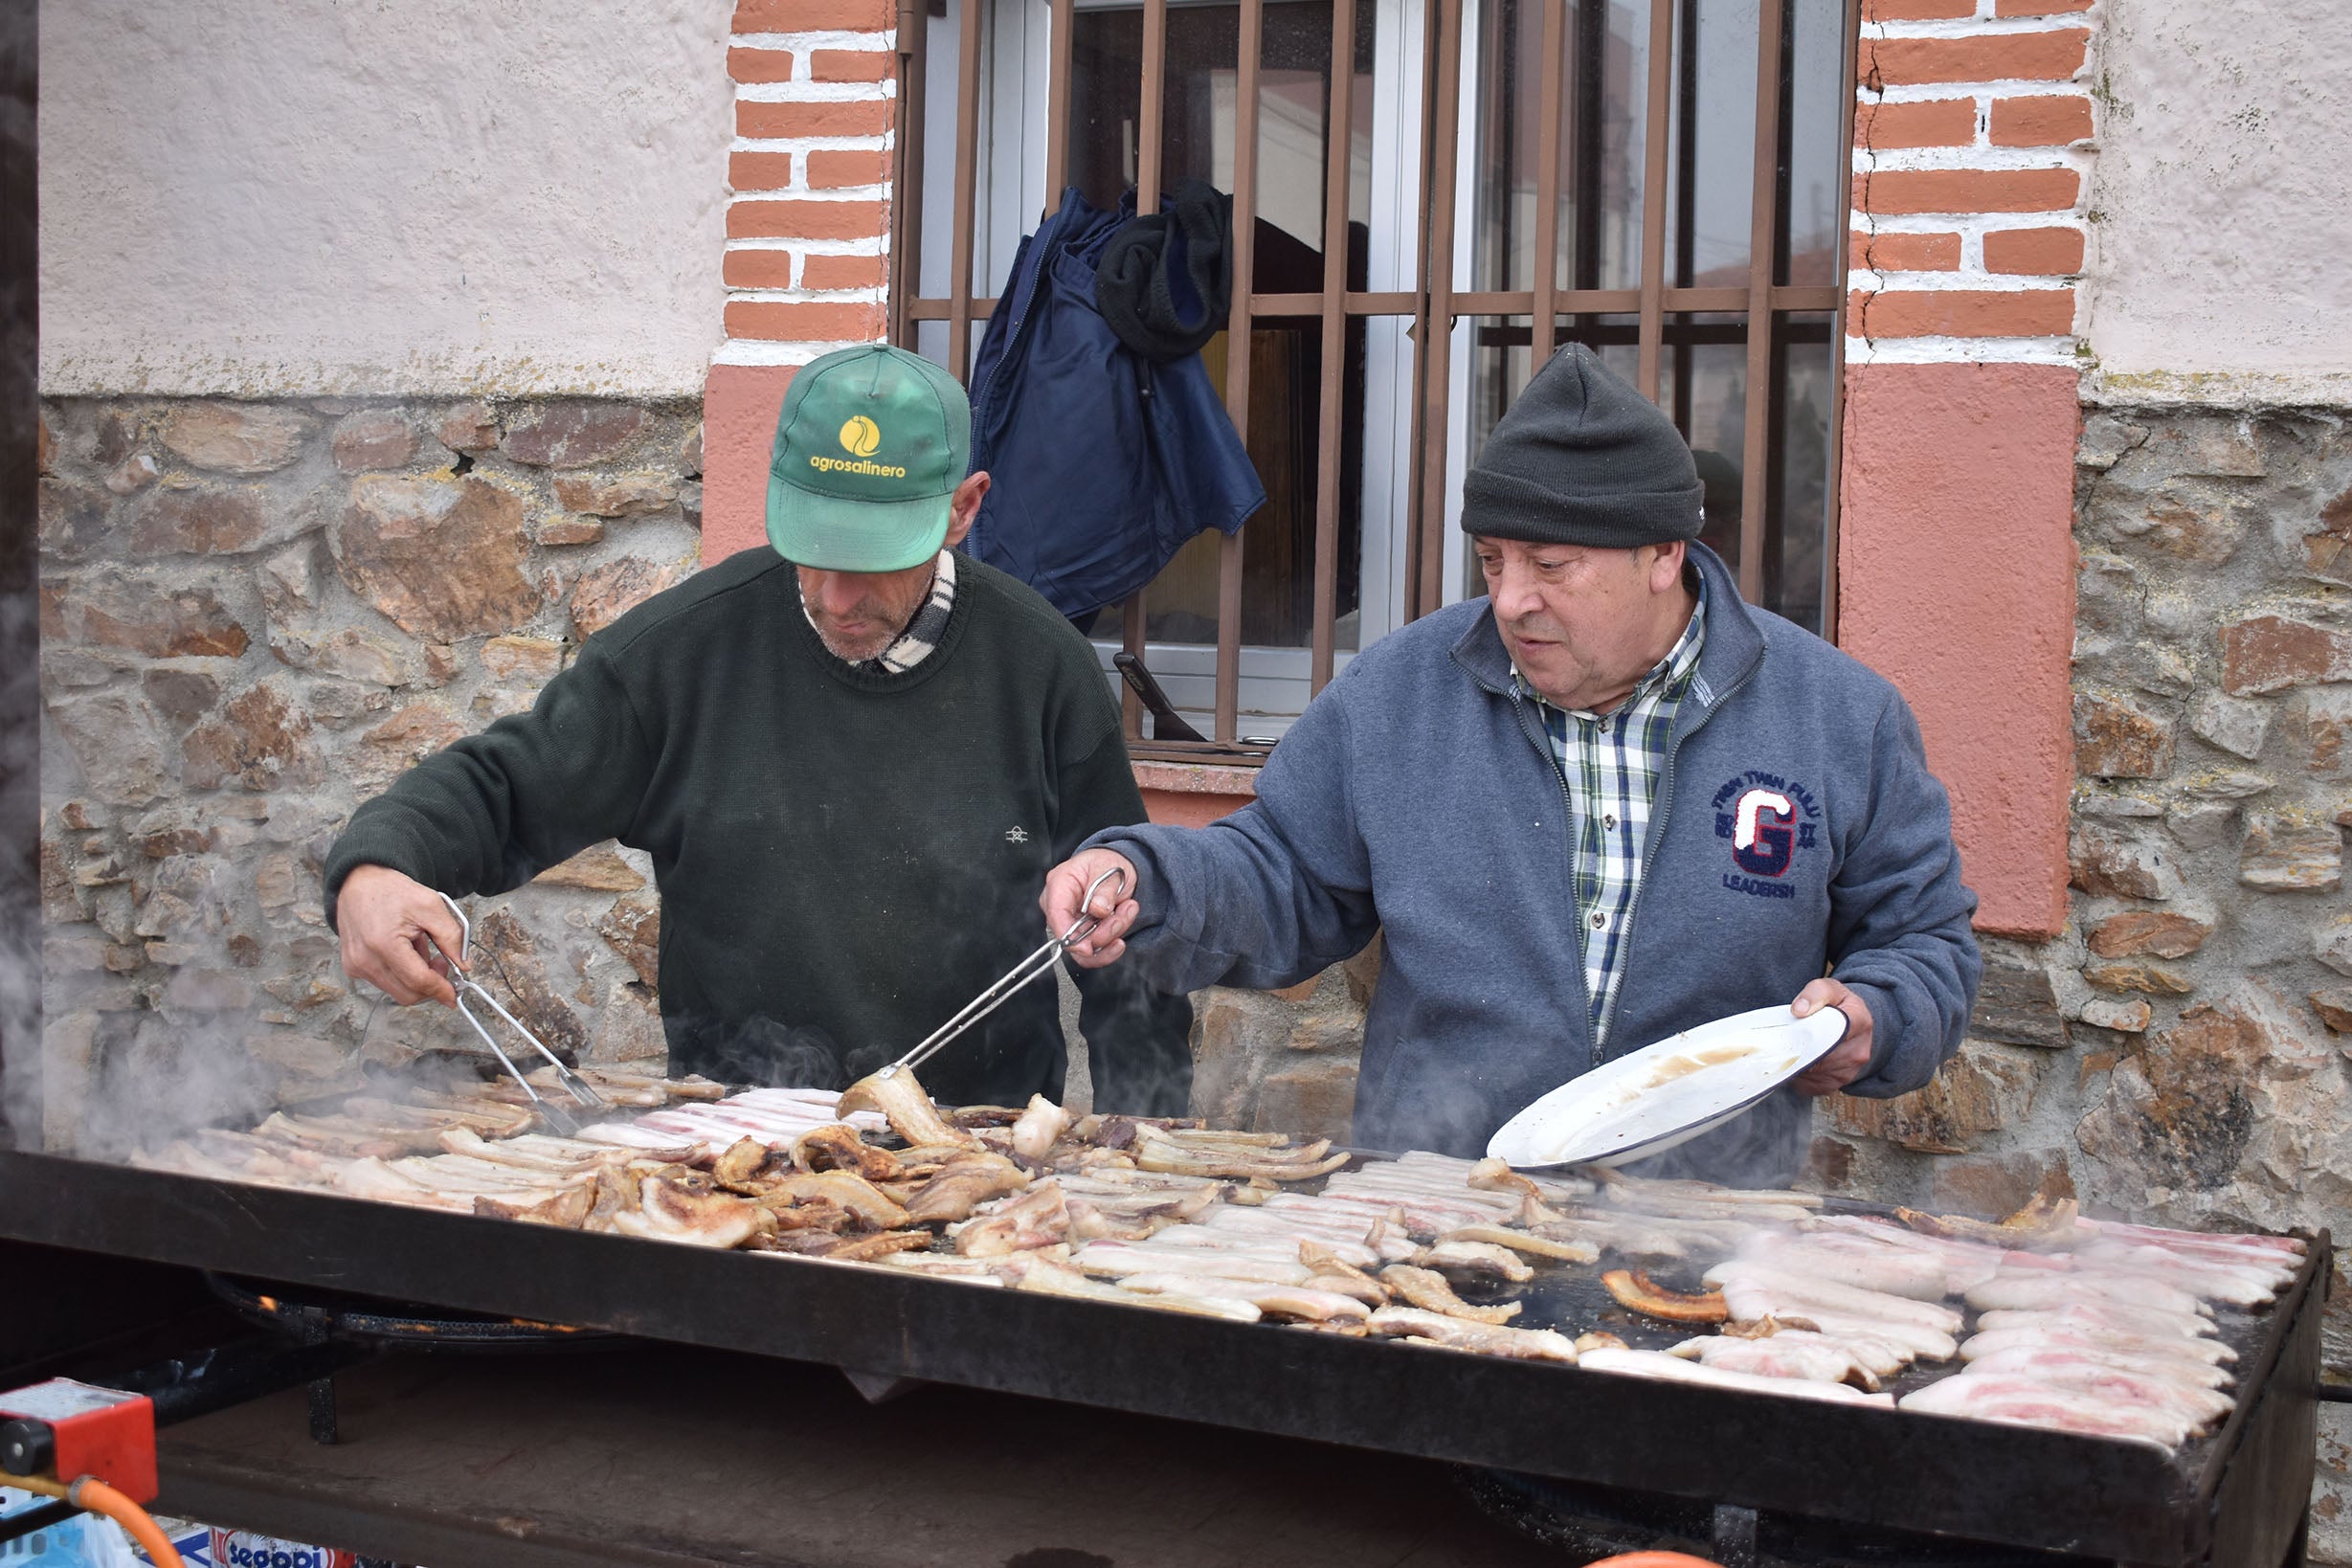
left=424, top=893, right=608, bottom=1134
left=868, top=866, right=1129, bottom=1085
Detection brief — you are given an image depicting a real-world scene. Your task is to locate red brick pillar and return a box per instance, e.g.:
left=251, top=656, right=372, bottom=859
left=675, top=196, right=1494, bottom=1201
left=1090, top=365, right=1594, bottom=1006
left=1840, top=0, right=2094, bottom=939
left=704, top=0, right=899, bottom=564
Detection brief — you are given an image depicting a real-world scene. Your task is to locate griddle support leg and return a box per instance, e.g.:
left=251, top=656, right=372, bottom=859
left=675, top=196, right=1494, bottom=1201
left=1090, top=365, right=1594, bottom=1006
left=840, top=1368, right=926, bottom=1405
left=2285, top=1511, right=2309, bottom=1567
left=1711, top=1503, right=1758, bottom=1568
left=308, top=1375, right=339, bottom=1445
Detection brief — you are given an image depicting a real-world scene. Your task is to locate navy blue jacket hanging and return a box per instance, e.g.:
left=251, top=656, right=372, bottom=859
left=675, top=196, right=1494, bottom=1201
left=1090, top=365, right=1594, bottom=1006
left=964, top=186, right=1266, bottom=620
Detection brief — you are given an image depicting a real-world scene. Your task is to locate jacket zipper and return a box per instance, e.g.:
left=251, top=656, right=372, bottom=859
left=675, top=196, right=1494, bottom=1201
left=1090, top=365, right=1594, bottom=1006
left=1507, top=685, right=1600, bottom=1072
left=1603, top=656, right=1762, bottom=1063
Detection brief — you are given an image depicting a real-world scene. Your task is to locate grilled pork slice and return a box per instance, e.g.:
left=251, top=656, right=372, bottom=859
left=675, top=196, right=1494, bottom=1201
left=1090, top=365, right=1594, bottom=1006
left=788, top=1123, right=902, bottom=1181
left=573, top=1123, right=707, bottom=1161
left=1964, top=1268, right=2208, bottom=1319
left=1297, top=1242, right=1387, bottom=1298
left=836, top=1067, right=978, bottom=1150
left=1579, top=1347, right=1893, bottom=1404
left=1715, top=1287, right=1956, bottom=1363
left=1894, top=1193, right=2084, bottom=1250
left=133, top=1140, right=316, bottom=1191
left=878, top=1253, right=1009, bottom=1284
left=1602, top=1269, right=1729, bottom=1325
left=1118, top=1274, right=1369, bottom=1323
left=1070, top=1242, right=1310, bottom=1286
left=1010, top=1095, right=1073, bottom=1161
left=474, top=1185, right=595, bottom=1227
left=609, top=1175, right=770, bottom=1248
left=1715, top=1324, right=1912, bottom=1381
left=436, top=1126, right=610, bottom=1174
left=1601, top=1175, right=1825, bottom=1210
left=1378, top=1265, right=1521, bottom=1325
left=1186, top=1215, right=1381, bottom=1269
left=1524, top=1215, right=1699, bottom=1260
left=1131, top=1126, right=1349, bottom=1181
left=331, top=1156, right=482, bottom=1212
left=952, top=1181, right=1071, bottom=1257
left=1960, top=1325, right=2235, bottom=1368
left=1899, top=1375, right=2192, bottom=1450
left=1732, top=1233, right=1953, bottom=1302
left=903, top=1153, right=1031, bottom=1224
left=1438, top=1223, right=1602, bottom=1266
left=765, top=1171, right=913, bottom=1230
left=1602, top=1187, right=1815, bottom=1225
left=2076, top=1216, right=2303, bottom=1259
left=1701, top=1262, right=1962, bottom=1335
left=1421, top=1240, right=1535, bottom=1283
left=1008, top=1257, right=1263, bottom=1322
left=760, top=1229, right=933, bottom=1263
left=1366, top=1308, right=1578, bottom=1361
left=1960, top=1348, right=2234, bottom=1416
left=1974, top=1301, right=2213, bottom=1342
left=2076, top=1239, right=2292, bottom=1305
left=1665, top=1334, right=1881, bottom=1392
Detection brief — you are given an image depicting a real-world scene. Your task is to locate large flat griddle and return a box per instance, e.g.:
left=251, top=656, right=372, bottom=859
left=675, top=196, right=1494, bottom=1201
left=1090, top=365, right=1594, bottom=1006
left=0, top=1149, right=2321, bottom=1566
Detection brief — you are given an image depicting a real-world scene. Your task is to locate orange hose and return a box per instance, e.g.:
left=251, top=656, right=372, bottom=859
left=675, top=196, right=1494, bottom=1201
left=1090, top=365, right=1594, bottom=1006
left=67, top=1478, right=185, bottom=1568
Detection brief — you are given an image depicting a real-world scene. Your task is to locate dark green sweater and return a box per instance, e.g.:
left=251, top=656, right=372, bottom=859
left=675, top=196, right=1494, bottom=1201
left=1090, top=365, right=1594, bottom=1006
left=323, top=549, right=1194, bottom=1113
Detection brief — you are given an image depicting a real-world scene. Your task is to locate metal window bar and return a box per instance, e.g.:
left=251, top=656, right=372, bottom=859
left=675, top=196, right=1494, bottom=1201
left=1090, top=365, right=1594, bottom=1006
left=890, top=0, right=1850, bottom=754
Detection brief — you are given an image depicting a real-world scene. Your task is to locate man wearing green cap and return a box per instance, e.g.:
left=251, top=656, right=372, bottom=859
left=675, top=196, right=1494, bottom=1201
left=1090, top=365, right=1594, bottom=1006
left=324, top=345, right=1193, bottom=1111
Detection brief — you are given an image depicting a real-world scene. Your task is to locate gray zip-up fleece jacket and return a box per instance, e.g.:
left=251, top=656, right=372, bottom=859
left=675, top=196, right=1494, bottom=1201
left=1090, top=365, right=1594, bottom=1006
left=1088, top=544, right=1981, bottom=1183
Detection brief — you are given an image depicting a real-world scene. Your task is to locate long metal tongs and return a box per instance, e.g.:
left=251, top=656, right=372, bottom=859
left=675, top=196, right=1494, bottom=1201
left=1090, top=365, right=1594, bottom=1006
left=868, top=866, right=1129, bottom=1086
left=424, top=893, right=608, bottom=1135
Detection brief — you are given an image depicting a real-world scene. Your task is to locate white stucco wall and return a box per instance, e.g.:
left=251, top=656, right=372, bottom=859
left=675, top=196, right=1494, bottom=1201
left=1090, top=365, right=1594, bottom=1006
left=2082, top=0, right=2352, bottom=405
left=39, top=1, right=733, bottom=397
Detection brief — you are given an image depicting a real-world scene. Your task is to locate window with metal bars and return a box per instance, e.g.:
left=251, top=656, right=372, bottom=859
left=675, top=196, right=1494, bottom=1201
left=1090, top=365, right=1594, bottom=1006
left=894, top=0, right=1859, bottom=757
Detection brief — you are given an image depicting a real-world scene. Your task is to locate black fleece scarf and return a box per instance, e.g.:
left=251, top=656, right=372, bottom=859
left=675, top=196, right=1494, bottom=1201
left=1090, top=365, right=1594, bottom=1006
left=1092, top=178, right=1233, bottom=363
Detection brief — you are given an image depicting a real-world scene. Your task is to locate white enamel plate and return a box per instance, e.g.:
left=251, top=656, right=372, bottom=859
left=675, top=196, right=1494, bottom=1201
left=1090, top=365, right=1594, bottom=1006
left=1486, top=1004, right=1848, bottom=1170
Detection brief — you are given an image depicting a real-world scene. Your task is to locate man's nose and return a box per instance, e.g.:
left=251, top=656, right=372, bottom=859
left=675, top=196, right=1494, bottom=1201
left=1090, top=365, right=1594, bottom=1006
left=1490, top=559, right=1543, bottom=619
left=811, top=570, right=866, bottom=616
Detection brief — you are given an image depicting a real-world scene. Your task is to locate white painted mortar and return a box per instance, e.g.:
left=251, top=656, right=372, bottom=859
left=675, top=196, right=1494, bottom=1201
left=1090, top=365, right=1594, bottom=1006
left=38, top=0, right=733, bottom=397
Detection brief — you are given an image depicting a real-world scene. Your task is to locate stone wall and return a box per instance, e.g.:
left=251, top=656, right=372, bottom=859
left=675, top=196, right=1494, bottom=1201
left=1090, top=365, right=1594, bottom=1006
left=1803, top=406, right=2350, bottom=1240
left=31, top=396, right=704, bottom=1154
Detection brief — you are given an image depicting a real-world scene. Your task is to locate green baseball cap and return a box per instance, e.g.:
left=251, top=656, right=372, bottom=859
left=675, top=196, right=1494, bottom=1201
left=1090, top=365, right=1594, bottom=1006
left=766, top=344, right=974, bottom=571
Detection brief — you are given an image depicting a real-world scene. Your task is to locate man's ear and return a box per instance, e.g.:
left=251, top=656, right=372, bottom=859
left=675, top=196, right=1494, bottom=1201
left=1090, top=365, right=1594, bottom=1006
left=946, top=470, right=991, bottom=548
left=1648, top=539, right=1688, bottom=593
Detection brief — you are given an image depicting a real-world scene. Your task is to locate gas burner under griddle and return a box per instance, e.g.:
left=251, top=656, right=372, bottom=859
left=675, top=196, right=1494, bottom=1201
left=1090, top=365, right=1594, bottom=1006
left=202, top=1273, right=623, bottom=1354
left=1455, top=1468, right=2111, bottom=1568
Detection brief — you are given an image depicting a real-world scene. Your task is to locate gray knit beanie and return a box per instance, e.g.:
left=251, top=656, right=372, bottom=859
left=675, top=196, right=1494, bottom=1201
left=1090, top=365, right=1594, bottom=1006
left=1461, top=343, right=1704, bottom=549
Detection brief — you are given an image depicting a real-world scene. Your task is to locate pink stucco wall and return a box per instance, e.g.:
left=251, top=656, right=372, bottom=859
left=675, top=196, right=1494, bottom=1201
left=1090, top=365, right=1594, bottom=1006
left=1838, top=361, right=2079, bottom=939
left=701, top=362, right=795, bottom=564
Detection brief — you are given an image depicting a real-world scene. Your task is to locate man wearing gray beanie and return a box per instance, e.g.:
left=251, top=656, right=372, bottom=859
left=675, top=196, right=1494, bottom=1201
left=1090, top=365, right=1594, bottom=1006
left=1042, top=344, right=1981, bottom=1184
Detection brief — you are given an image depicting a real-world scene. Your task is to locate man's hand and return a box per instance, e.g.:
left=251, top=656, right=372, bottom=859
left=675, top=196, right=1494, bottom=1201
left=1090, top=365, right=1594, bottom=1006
left=337, top=864, right=467, bottom=1006
left=1042, top=849, right=1140, bottom=968
left=1788, top=977, right=1874, bottom=1097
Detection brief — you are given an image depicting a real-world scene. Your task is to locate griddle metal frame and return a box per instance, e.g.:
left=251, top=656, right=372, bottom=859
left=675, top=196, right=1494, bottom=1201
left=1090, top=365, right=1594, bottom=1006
left=0, top=1151, right=2319, bottom=1566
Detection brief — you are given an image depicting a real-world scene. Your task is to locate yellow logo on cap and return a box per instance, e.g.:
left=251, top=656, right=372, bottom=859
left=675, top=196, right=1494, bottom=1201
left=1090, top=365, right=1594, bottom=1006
left=839, top=415, right=882, bottom=458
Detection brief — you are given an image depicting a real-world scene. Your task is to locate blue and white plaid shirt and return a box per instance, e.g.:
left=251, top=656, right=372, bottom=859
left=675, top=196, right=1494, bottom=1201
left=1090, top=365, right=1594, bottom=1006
left=1521, top=579, right=1708, bottom=1050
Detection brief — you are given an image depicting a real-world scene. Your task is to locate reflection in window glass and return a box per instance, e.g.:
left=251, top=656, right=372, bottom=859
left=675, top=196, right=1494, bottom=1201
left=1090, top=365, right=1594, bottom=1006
left=1766, top=311, right=1835, bottom=628
left=1463, top=0, right=1843, bottom=637
left=1470, top=0, right=1651, bottom=296
left=1666, top=0, right=1761, bottom=288
left=1781, top=0, right=1845, bottom=286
